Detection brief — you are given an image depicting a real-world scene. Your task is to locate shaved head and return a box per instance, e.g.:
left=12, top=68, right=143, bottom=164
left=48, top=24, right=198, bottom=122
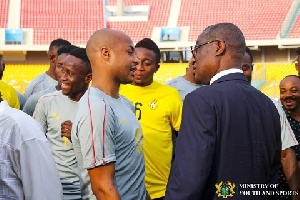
left=86, top=28, right=138, bottom=93
left=86, top=28, right=133, bottom=67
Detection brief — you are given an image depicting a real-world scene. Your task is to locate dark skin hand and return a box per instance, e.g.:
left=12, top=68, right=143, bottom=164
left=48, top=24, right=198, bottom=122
left=61, top=120, right=72, bottom=142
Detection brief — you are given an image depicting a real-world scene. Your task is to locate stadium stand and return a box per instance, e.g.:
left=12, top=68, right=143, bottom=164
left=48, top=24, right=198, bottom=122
left=20, top=0, right=104, bottom=45
left=107, top=0, right=172, bottom=43
left=2, top=64, right=48, bottom=93
left=289, top=14, right=300, bottom=38
left=178, top=0, right=294, bottom=41
left=0, top=0, right=10, bottom=28
left=154, top=63, right=187, bottom=84
left=3, top=62, right=296, bottom=99
left=0, top=0, right=299, bottom=99
left=257, top=63, right=298, bottom=98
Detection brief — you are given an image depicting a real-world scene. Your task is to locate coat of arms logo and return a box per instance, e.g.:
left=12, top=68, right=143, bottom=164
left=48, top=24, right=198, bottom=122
left=215, top=181, right=235, bottom=198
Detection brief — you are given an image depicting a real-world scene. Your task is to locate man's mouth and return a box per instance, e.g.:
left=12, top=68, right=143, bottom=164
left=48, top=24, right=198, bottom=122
left=284, top=98, right=296, bottom=106
left=61, top=83, right=70, bottom=89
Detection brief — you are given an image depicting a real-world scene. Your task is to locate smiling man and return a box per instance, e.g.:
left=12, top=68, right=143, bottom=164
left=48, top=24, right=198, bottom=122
left=24, top=39, right=71, bottom=100
left=33, top=48, right=92, bottom=200
left=23, top=45, right=78, bottom=116
left=280, top=75, right=300, bottom=163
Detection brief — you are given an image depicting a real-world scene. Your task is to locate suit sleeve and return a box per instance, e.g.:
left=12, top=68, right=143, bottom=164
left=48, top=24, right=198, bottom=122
left=165, top=93, right=217, bottom=199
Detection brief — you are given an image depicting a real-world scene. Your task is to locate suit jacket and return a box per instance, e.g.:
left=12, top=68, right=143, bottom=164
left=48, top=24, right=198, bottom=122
left=165, top=73, right=281, bottom=200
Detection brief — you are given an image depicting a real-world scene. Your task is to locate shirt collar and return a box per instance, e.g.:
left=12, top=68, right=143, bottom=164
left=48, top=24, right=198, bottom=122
left=210, top=68, right=243, bottom=85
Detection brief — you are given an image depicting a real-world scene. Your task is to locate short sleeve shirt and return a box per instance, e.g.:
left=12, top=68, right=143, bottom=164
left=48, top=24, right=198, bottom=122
left=24, top=72, right=58, bottom=99
left=165, top=76, right=201, bottom=101
left=33, top=90, right=83, bottom=199
left=71, top=87, right=146, bottom=200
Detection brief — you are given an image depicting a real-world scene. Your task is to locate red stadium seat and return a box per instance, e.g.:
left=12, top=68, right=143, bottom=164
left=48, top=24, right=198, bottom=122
left=20, top=0, right=105, bottom=45
left=177, top=0, right=294, bottom=40
left=0, top=0, right=10, bottom=28
left=289, top=14, right=300, bottom=38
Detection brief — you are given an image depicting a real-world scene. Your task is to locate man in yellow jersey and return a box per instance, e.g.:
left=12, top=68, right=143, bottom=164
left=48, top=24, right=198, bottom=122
left=0, top=55, right=20, bottom=109
left=120, top=38, right=182, bottom=200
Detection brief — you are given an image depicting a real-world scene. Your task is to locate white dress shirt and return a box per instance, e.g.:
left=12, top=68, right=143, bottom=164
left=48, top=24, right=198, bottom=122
left=0, top=100, right=63, bottom=200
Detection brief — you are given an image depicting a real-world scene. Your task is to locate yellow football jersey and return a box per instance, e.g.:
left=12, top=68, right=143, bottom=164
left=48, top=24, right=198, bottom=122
left=0, top=80, right=20, bottom=109
left=120, top=81, right=182, bottom=199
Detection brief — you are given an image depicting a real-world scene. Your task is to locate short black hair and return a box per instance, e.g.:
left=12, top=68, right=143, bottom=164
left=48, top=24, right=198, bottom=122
left=201, top=23, right=246, bottom=64
left=69, top=48, right=91, bottom=73
left=135, top=38, right=160, bottom=64
left=49, top=39, right=71, bottom=50
left=57, top=45, right=78, bottom=56
left=296, top=48, right=300, bottom=55
left=280, top=75, right=300, bottom=84
left=245, top=46, right=253, bottom=63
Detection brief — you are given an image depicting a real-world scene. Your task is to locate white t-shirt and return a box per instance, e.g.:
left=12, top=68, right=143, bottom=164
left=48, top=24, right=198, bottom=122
left=270, top=98, right=298, bottom=150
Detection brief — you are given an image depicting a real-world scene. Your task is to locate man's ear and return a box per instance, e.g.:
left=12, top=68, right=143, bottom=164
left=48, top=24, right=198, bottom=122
left=85, top=73, right=92, bottom=83
left=50, top=54, right=56, bottom=63
left=101, top=47, right=110, bottom=61
left=216, top=41, right=226, bottom=56
left=155, top=64, right=160, bottom=73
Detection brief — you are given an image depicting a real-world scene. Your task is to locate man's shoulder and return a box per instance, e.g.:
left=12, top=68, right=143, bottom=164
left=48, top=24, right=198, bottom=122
left=77, top=88, right=108, bottom=111
left=24, top=73, right=46, bottom=96
left=28, top=73, right=46, bottom=86
left=165, top=76, right=181, bottom=86
left=0, top=80, right=16, bottom=91
left=38, top=90, right=61, bottom=103
left=156, top=81, right=181, bottom=95
left=28, top=87, right=56, bottom=102
left=1, top=103, right=46, bottom=142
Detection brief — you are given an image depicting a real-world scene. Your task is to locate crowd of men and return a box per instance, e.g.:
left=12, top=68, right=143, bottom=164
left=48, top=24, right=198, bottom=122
left=0, top=22, right=300, bottom=200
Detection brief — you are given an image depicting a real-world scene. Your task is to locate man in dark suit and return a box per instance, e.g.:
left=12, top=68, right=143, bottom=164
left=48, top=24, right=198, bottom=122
left=165, top=23, right=282, bottom=199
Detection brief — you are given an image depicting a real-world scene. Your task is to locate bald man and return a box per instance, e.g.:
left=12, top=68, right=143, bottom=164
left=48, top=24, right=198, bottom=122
left=71, top=29, right=146, bottom=200
left=166, top=23, right=281, bottom=199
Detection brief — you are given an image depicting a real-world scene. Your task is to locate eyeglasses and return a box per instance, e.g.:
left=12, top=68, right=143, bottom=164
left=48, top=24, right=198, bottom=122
left=190, top=40, right=224, bottom=58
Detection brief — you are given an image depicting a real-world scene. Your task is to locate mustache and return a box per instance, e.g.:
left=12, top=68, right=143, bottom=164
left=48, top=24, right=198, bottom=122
left=282, top=97, right=297, bottom=101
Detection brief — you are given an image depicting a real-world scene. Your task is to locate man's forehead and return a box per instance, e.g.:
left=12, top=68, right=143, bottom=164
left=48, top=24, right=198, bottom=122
left=63, top=55, right=81, bottom=66
left=57, top=53, right=69, bottom=61
left=281, top=77, right=300, bottom=86
left=136, top=47, right=154, bottom=60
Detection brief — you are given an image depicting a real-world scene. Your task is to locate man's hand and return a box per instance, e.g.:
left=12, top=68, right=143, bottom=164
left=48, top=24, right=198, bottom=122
left=61, top=120, right=72, bottom=142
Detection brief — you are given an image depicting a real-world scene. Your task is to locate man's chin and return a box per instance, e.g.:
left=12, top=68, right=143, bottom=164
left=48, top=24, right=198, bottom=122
left=61, top=90, right=69, bottom=96
left=120, top=78, right=134, bottom=85
left=284, top=105, right=296, bottom=112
